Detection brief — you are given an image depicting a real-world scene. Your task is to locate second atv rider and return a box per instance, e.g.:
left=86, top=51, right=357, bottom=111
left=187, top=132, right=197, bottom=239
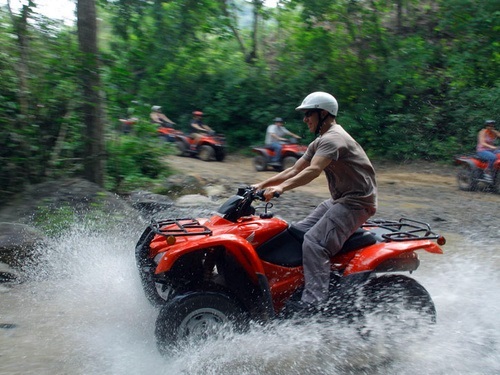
left=253, top=91, right=378, bottom=314
left=190, top=110, right=215, bottom=150
left=265, top=117, right=301, bottom=165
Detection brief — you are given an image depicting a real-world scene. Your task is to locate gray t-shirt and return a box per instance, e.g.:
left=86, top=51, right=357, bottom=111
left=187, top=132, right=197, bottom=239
left=303, top=124, right=377, bottom=212
left=265, top=124, right=292, bottom=144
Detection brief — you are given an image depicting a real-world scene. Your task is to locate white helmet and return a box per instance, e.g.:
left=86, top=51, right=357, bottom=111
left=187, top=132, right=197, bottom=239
left=295, top=92, right=338, bottom=116
left=151, top=105, right=161, bottom=112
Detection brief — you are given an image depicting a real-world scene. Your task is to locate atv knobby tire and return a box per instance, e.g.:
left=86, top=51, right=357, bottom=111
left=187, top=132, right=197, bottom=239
left=176, top=140, right=189, bottom=157
left=361, top=274, right=436, bottom=332
left=155, top=292, right=247, bottom=355
left=199, top=145, right=215, bottom=161
left=215, top=149, right=225, bottom=162
left=282, top=156, right=298, bottom=170
left=253, top=155, right=267, bottom=171
left=494, top=172, right=500, bottom=194
left=457, top=164, right=479, bottom=191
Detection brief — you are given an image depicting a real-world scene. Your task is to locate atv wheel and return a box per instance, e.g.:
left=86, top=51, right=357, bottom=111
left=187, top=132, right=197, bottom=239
left=215, top=149, right=225, bottom=162
left=457, top=164, right=479, bottom=191
left=282, top=156, right=298, bottom=170
left=199, top=145, right=215, bottom=161
left=253, top=155, right=267, bottom=171
left=155, top=292, right=247, bottom=355
left=361, top=274, right=436, bottom=333
left=494, top=172, right=500, bottom=194
left=176, top=141, right=189, bottom=157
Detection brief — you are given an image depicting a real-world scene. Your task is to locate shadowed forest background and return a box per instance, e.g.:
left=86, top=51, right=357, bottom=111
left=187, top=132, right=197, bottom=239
left=0, top=0, right=498, bottom=205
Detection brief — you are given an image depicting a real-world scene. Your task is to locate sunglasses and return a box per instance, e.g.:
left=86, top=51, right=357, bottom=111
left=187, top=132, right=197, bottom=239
left=304, top=110, right=316, bottom=118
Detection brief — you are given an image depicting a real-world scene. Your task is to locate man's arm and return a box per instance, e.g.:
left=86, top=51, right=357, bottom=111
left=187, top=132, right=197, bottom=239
left=159, top=114, right=174, bottom=124
left=270, top=132, right=284, bottom=142
left=191, top=122, right=205, bottom=132
left=284, top=128, right=301, bottom=139
left=259, top=154, right=331, bottom=201
left=256, top=157, right=308, bottom=190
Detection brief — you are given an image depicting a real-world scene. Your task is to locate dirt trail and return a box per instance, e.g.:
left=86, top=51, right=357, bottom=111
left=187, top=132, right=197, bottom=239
left=167, top=154, right=500, bottom=245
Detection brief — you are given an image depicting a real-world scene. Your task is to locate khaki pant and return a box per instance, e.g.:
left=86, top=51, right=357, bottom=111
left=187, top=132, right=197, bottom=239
left=293, top=199, right=373, bottom=304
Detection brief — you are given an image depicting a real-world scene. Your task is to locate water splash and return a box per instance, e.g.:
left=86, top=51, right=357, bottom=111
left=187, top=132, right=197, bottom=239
left=1, top=216, right=499, bottom=375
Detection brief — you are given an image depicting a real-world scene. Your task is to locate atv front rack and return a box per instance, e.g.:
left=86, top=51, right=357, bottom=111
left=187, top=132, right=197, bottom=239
left=362, top=218, right=442, bottom=242
left=150, top=218, right=212, bottom=238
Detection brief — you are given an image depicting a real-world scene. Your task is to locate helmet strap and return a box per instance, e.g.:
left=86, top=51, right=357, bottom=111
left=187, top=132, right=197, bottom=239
left=315, top=110, right=329, bottom=136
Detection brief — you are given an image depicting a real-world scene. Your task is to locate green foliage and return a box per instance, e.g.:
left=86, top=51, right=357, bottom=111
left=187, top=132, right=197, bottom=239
left=0, top=0, right=499, bottom=203
left=105, top=120, right=175, bottom=193
left=33, top=203, right=76, bottom=237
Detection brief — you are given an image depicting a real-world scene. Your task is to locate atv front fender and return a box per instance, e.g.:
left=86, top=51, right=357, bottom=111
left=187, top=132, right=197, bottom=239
left=155, top=234, right=265, bottom=283
left=343, top=240, right=443, bottom=276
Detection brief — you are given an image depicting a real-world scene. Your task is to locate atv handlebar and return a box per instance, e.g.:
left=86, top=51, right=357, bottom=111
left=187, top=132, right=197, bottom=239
left=254, top=189, right=280, bottom=201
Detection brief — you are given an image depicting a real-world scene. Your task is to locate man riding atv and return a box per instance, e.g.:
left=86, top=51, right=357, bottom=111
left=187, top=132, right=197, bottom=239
left=253, top=91, right=377, bottom=315
left=190, top=110, right=215, bottom=151
left=265, top=117, right=301, bottom=166
left=150, top=105, right=175, bottom=127
left=476, top=119, right=500, bottom=183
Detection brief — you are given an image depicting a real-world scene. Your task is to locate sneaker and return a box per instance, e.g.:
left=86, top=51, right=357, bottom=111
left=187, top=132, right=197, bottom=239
left=483, top=173, right=493, bottom=183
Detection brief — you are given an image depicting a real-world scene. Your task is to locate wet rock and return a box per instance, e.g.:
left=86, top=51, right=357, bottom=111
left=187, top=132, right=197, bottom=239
left=176, top=194, right=217, bottom=207
left=162, top=174, right=206, bottom=196
left=127, top=191, right=174, bottom=215
left=0, top=223, right=48, bottom=268
left=0, top=178, right=140, bottom=226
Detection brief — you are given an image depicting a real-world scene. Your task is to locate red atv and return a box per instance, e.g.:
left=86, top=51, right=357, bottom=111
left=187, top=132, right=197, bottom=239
left=157, top=123, right=184, bottom=142
left=174, top=132, right=226, bottom=162
left=454, top=152, right=500, bottom=193
left=136, top=186, right=445, bottom=355
left=252, top=139, right=307, bottom=171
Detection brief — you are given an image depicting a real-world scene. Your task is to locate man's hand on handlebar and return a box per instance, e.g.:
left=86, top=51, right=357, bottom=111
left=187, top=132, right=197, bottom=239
left=262, top=186, right=282, bottom=202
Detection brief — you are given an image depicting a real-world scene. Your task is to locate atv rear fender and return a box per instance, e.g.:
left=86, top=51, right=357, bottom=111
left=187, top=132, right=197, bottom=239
left=343, top=240, right=443, bottom=276
left=155, top=233, right=265, bottom=283
left=252, top=147, right=270, bottom=158
left=174, top=134, right=191, bottom=144
left=454, top=156, right=480, bottom=168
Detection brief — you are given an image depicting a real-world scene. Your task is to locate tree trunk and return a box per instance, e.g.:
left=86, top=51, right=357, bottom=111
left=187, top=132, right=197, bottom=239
left=247, top=0, right=263, bottom=63
left=6, top=0, right=32, bottom=120
left=77, top=0, right=104, bottom=186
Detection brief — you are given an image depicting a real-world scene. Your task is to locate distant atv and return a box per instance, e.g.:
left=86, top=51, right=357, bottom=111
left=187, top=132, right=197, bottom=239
left=454, top=152, right=500, bottom=193
left=175, top=132, right=226, bottom=162
left=157, top=124, right=184, bottom=142
left=252, top=139, right=307, bottom=171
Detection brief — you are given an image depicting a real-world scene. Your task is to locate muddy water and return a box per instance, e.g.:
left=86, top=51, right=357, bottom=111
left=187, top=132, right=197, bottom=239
left=1, top=217, right=500, bottom=375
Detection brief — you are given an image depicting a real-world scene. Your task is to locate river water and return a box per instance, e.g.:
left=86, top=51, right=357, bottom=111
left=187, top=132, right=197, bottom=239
left=1, top=215, right=499, bottom=375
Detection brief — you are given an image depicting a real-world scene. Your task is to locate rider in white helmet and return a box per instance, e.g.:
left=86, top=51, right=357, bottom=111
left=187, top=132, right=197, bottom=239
left=150, top=105, right=175, bottom=126
left=253, top=91, right=377, bottom=315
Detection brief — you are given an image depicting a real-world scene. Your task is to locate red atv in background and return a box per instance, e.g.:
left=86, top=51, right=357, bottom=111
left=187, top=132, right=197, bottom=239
left=157, top=123, right=184, bottom=142
left=454, top=152, right=500, bottom=193
left=135, top=186, right=445, bottom=355
left=252, top=139, right=308, bottom=171
left=174, top=132, right=226, bottom=162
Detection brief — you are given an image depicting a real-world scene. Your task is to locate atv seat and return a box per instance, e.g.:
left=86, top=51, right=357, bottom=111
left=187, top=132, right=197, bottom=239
left=257, top=226, right=377, bottom=267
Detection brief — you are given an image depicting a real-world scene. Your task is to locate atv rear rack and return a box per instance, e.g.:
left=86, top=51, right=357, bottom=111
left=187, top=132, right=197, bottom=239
left=150, top=218, right=212, bottom=237
left=362, top=218, right=441, bottom=242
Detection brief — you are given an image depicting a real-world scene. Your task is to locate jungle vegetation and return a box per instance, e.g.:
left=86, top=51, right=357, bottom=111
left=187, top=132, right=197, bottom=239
left=0, top=0, right=498, bottom=205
